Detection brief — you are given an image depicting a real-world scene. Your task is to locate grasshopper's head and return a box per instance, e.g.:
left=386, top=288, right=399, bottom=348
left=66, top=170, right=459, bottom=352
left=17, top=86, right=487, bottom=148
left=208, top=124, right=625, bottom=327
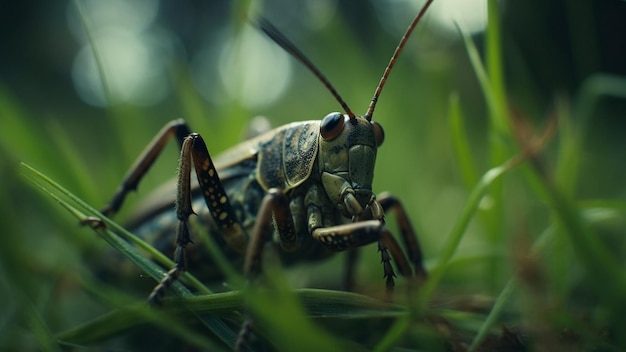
left=318, top=112, right=384, bottom=219
left=257, top=0, right=433, bottom=219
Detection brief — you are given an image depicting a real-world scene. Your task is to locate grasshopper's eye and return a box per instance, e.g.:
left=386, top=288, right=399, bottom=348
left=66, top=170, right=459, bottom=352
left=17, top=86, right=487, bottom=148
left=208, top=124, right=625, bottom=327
left=320, top=112, right=345, bottom=141
left=372, top=121, right=384, bottom=146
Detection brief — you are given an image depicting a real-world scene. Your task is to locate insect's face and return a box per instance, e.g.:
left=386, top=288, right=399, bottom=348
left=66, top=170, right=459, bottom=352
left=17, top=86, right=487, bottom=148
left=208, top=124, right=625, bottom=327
left=318, top=112, right=385, bottom=218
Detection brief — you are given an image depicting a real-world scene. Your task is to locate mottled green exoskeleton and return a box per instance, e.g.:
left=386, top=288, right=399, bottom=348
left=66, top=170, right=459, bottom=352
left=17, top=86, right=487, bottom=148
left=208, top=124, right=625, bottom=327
left=99, top=0, right=433, bottom=349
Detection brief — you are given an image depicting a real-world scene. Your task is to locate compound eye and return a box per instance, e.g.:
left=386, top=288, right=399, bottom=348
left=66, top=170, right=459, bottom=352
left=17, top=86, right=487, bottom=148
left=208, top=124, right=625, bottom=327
left=320, top=112, right=345, bottom=141
left=372, top=121, right=385, bottom=146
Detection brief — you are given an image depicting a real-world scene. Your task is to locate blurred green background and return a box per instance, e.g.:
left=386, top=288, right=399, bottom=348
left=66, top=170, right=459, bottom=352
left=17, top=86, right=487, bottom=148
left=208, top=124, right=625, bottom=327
left=1, top=0, right=625, bottom=350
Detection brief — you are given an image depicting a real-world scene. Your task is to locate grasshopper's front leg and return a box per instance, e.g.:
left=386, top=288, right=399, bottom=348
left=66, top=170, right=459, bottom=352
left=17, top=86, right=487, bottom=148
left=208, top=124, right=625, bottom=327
left=234, top=188, right=296, bottom=351
left=241, top=190, right=424, bottom=292
left=378, top=192, right=427, bottom=281
left=311, top=220, right=414, bottom=292
left=242, top=188, right=297, bottom=277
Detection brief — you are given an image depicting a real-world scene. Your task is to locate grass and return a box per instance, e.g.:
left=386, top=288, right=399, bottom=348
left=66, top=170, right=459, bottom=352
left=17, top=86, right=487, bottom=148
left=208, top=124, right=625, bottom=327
left=2, top=0, right=626, bottom=351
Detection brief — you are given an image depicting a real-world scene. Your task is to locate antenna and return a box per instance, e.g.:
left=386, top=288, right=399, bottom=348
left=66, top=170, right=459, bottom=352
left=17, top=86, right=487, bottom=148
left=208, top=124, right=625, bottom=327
left=365, top=0, right=434, bottom=121
left=256, top=18, right=356, bottom=119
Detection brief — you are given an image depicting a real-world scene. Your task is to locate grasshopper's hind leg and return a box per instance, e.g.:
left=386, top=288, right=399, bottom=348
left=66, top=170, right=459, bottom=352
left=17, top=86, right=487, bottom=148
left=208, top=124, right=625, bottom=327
left=102, top=126, right=252, bottom=344
left=148, top=133, right=247, bottom=304
left=101, top=119, right=192, bottom=217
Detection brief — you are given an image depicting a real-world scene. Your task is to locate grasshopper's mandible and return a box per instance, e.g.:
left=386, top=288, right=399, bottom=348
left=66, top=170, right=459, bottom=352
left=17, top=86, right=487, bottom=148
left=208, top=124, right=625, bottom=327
left=100, top=0, right=434, bottom=330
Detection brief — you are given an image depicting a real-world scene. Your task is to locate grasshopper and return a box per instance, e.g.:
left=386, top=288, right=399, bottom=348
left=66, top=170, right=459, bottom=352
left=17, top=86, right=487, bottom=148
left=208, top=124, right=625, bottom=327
left=98, top=0, right=433, bottom=346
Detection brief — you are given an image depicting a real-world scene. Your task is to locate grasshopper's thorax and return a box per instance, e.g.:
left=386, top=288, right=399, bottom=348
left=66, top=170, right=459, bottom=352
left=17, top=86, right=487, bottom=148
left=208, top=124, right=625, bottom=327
left=317, top=112, right=385, bottom=219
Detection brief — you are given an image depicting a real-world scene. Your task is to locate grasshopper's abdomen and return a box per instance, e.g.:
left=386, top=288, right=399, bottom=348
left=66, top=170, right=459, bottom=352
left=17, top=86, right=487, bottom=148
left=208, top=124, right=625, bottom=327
left=127, top=162, right=263, bottom=282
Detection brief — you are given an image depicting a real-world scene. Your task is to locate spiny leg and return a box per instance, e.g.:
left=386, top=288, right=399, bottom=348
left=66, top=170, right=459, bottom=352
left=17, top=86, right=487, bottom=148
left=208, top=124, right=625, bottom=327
left=244, top=188, right=297, bottom=276
left=188, top=134, right=246, bottom=251
left=101, top=119, right=192, bottom=217
left=148, top=221, right=192, bottom=304
left=377, top=238, right=396, bottom=300
left=312, top=220, right=413, bottom=296
left=378, top=192, right=427, bottom=281
left=149, top=133, right=246, bottom=303
left=236, top=188, right=298, bottom=351
left=148, top=134, right=195, bottom=303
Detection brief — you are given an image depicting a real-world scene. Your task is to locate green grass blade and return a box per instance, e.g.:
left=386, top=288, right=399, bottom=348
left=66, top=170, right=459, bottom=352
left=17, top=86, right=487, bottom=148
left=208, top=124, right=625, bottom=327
left=486, top=0, right=508, bottom=135
left=56, top=299, right=233, bottom=348
left=419, top=155, right=526, bottom=306
left=456, top=8, right=513, bottom=290
left=455, top=21, right=505, bottom=136
left=44, top=119, right=99, bottom=201
left=468, top=225, right=555, bottom=351
left=72, top=0, right=112, bottom=105
left=543, top=77, right=626, bottom=313
left=23, top=295, right=63, bottom=352
left=540, top=177, right=626, bottom=304
left=20, top=162, right=210, bottom=294
left=557, top=75, right=626, bottom=195
left=56, top=289, right=403, bottom=347
left=448, top=92, right=479, bottom=188
left=21, top=163, right=182, bottom=288
left=20, top=162, right=240, bottom=348
left=467, top=278, right=517, bottom=351
left=377, top=153, right=528, bottom=351
left=296, top=289, right=405, bottom=318
left=244, top=261, right=345, bottom=351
